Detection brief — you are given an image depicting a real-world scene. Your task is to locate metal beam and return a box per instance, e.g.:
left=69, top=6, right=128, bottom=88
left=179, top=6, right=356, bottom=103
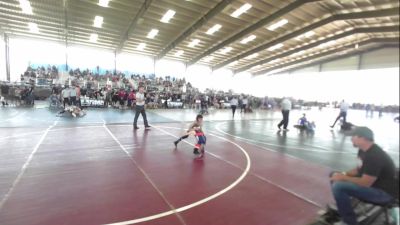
left=255, top=38, right=399, bottom=75
left=266, top=43, right=399, bottom=75
left=253, top=38, right=399, bottom=75
left=213, top=7, right=399, bottom=70
left=156, top=0, right=234, bottom=60
left=188, top=0, right=319, bottom=65
left=116, top=0, right=153, bottom=53
left=234, top=25, right=399, bottom=73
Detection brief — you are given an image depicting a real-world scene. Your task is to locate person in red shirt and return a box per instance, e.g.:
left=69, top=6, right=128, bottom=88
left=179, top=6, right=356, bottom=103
left=128, top=89, right=136, bottom=108
left=118, top=89, right=126, bottom=108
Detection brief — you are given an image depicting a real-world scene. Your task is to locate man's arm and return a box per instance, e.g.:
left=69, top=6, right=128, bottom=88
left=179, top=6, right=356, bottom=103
left=331, top=172, right=377, bottom=187
left=344, top=168, right=359, bottom=177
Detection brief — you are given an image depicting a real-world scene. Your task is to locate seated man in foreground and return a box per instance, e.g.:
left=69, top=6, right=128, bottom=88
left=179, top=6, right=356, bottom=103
left=329, top=126, right=397, bottom=225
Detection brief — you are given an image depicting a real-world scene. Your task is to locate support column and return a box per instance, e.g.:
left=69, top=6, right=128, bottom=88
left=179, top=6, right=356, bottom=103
left=65, top=44, right=68, bottom=72
left=357, top=53, right=363, bottom=70
left=4, top=34, right=10, bottom=81
left=64, top=26, right=68, bottom=71
left=153, top=57, right=156, bottom=76
left=114, top=50, right=117, bottom=75
left=64, top=0, right=69, bottom=72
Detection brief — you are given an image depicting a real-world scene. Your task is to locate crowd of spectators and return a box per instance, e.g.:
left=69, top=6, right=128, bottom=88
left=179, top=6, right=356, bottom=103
left=0, top=65, right=399, bottom=114
left=21, top=65, right=59, bottom=84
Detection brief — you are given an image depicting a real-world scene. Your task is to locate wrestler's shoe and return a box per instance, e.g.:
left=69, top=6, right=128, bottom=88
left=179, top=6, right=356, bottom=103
left=198, top=149, right=205, bottom=158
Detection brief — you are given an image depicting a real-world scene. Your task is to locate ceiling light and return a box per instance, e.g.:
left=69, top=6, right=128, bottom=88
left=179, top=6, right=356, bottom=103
left=137, top=43, right=146, bottom=50
left=267, top=19, right=288, bottom=31
left=175, top=50, right=184, bottom=57
left=147, top=29, right=159, bottom=39
left=28, top=22, right=39, bottom=33
left=290, top=50, right=306, bottom=57
left=19, top=0, right=33, bottom=14
left=305, top=31, right=315, bottom=38
left=240, top=35, right=256, bottom=44
left=98, top=0, right=110, bottom=7
left=206, top=24, right=222, bottom=35
left=93, top=16, right=103, bottom=28
left=338, top=50, right=349, bottom=55
left=355, top=43, right=359, bottom=49
left=296, top=31, right=315, bottom=40
left=161, top=9, right=176, bottom=23
left=231, top=3, right=252, bottom=18
left=220, top=47, right=233, bottom=54
left=318, top=40, right=336, bottom=48
left=268, top=59, right=280, bottom=64
left=188, top=39, right=200, bottom=48
left=245, top=53, right=258, bottom=60
left=89, top=33, right=98, bottom=42
left=267, top=43, right=284, bottom=51
left=204, top=56, right=214, bottom=62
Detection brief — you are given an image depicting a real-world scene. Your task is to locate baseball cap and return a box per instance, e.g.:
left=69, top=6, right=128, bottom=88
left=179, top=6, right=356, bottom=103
left=351, top=126, right=374, bottom=141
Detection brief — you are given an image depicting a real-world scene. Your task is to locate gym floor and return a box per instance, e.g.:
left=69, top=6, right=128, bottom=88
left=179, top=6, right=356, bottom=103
left=0, top=106, right=398, bottom=225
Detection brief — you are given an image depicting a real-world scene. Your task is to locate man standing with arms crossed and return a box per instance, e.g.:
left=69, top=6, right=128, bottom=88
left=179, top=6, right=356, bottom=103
left=133, top=86, right=150, bottom=130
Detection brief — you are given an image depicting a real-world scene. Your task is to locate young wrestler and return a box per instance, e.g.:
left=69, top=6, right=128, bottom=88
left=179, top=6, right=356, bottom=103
left=174, top=114, right=206, bottom=157
left=57, top=105, right=86, bottom=117
left=294, top=113, right=315, bottom=132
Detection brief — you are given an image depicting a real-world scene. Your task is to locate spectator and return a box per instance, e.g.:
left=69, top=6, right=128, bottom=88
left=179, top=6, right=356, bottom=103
left=230, top=96, right=238, bottom=118
left=0, top=95, right=6, bottom=106
left=70, top=85, right=77, bottom=106
left=329, top=127, right=397, bottom=225
left=61, top=86, right=70, bottom=108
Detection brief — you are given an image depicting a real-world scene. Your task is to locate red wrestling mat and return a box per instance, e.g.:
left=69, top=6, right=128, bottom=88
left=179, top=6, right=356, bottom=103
left=0, top=123, right=331, bottom=225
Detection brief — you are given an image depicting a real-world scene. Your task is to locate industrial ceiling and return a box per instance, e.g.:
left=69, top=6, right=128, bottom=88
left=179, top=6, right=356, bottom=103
left=0, top=0, right=398, bottom=75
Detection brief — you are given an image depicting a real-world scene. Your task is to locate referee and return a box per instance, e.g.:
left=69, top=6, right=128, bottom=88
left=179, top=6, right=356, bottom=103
left=133, top=86, right=150, bottom=130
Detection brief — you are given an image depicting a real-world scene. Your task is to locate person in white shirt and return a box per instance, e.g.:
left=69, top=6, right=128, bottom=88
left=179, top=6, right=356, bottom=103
left=0, top=95, right=6, bottom=106
left=277, top=97, right=292, bottom=131
left=241, top=96, right=248, bottom=113
left=230, top=96, right=238, bottom=118
left=330, top=100, right=350, bottom=128
left=69, top=86, right=77, bottom=106
left=133, top=86, right=150, bottom=130
left=61, top=87, right=70, bottom=108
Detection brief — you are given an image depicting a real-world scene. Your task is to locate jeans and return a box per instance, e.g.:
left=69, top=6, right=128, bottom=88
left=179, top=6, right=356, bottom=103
left=332, top=111, right=347, bottom=126
left=231, top=105, right=237, bottom=117
left=133, top=105, right=149, bottom=127
left=330, top=174, right=394, bottom=225
left=278, top=110, right=290, bottom=129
